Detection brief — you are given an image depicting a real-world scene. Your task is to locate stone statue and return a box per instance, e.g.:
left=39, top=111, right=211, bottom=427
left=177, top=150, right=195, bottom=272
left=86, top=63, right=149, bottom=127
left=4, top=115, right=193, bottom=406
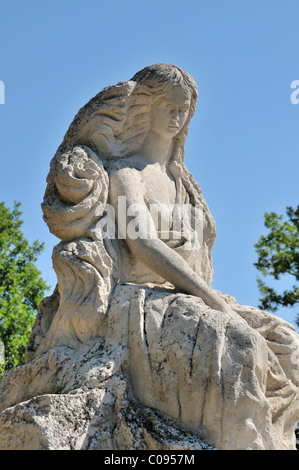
left=0, top=64, right=298, bottom=450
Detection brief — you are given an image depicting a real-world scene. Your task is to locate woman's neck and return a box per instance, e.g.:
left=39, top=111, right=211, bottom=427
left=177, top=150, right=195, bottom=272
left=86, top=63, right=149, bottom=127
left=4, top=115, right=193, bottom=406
left=140, top=130, right=173, bottom=171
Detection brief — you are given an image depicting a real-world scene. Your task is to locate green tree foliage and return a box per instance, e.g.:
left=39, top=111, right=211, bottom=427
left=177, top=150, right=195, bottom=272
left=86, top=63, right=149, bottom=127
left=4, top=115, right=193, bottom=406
left=0, top=202, right=49, bottom=379
left=254, top=206, right=299, bottom=325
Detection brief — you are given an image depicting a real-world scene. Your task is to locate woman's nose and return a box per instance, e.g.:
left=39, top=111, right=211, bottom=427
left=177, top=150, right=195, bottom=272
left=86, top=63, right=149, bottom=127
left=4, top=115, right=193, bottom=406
left=170, top=108, right=180, bottom=121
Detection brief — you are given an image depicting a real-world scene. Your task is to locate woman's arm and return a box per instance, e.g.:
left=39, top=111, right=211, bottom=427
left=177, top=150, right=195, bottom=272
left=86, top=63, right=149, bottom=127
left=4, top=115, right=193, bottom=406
left=109, top=165, right=239, bottom=318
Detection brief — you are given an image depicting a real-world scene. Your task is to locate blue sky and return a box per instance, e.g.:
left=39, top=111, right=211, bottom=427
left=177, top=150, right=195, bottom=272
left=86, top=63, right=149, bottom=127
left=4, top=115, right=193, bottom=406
left=0, top=0, right=298, bottom=329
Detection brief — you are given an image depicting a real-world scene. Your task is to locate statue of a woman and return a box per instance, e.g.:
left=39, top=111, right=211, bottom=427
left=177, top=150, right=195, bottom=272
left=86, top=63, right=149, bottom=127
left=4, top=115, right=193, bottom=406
left=25, top=64, right=299, bottom=450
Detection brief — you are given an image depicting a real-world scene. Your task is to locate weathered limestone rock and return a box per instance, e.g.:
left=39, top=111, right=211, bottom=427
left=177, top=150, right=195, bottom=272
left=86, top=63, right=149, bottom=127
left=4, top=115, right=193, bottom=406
left=0, top=335, right=214, bottom=450
left=0, top=364, right=214, bottom=451
left=0, top=64, right=298, bottom=450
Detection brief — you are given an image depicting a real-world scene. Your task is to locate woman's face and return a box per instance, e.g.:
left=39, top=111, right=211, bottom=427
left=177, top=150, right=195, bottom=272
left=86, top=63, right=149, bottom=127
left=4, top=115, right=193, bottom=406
left=151, top=85, right=190, bottom=140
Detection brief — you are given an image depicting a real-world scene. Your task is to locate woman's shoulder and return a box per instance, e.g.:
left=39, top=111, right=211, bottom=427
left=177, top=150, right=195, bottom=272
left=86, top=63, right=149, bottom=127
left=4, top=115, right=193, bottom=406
left=107, top=157, right=146, bottom=201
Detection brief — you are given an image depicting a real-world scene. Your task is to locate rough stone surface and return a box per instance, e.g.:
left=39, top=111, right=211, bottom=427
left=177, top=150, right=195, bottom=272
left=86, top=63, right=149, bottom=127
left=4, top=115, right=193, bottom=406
left=1, top=64, right=298, bottom=450
left=0, top=378, right=214, bottom=451
left=0, top=339, right=214, bottom=450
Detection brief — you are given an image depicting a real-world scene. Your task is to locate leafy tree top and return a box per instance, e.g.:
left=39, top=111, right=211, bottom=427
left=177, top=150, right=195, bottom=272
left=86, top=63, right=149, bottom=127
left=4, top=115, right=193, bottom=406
left=254, top=206, right=299, bottom=323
